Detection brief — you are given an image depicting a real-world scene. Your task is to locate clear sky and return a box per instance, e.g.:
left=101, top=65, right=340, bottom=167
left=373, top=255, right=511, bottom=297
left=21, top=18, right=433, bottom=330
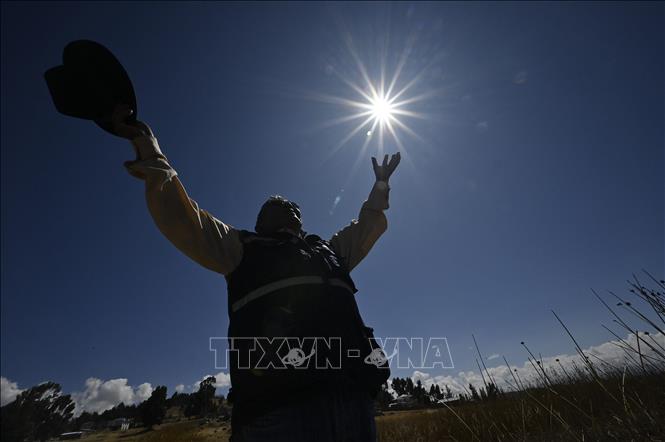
left=1, top=2, right=663, bottom=403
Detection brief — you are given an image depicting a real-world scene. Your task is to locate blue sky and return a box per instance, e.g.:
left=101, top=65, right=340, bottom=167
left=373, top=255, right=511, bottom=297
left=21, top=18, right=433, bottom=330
left=1, top=2, right=663, bottom=405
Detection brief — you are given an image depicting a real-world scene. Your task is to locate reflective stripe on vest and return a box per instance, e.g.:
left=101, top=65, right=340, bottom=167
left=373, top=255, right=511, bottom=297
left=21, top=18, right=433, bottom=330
left=231, top=276, right=354, bottom=313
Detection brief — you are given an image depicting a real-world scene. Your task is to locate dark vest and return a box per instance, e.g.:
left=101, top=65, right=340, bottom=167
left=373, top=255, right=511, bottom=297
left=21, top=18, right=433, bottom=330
left=225, top=230, right=389, bottom=419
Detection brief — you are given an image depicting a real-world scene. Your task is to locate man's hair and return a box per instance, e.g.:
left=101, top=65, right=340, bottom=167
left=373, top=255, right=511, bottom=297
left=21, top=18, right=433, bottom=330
left=255, top=195, right=302, bottom=235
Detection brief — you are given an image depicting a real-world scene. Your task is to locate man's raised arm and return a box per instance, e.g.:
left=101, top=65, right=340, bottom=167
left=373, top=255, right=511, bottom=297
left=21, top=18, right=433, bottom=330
left=113, top=106, right=242, bottom=276
left=330, top=153, right=400, bottom=272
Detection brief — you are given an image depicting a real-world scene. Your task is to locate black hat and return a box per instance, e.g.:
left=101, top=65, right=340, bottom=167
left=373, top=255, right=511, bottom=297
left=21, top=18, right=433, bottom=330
left=44, top=40, right=137, bottom=136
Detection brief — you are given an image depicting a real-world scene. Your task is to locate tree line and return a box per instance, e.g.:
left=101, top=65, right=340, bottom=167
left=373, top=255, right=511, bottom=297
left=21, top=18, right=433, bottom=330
left=2, top=375, right=505, bottom=440
left=0, top=376, right=225, bottom=442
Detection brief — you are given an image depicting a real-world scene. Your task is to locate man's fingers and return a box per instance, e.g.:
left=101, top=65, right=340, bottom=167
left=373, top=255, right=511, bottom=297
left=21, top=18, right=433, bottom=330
left=111, top=105, right=133, bottom=130
left=110, top=104, right=147, bottom=140
left=389, top=152, right=401, bottom=169
left=373, top=154, right=401, bottom=181
left=386, top=152, right=401, bottom=176
left=135, top=121, right=153, bottom=138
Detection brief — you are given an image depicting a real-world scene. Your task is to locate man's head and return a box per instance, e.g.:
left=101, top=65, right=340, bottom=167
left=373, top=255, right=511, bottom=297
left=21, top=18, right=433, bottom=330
left=255, top=196, right=302, bottom=236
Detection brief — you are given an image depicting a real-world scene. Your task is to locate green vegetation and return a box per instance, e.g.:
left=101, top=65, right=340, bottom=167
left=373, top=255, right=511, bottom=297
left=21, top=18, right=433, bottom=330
left=0, top=382, right=75, bottom=441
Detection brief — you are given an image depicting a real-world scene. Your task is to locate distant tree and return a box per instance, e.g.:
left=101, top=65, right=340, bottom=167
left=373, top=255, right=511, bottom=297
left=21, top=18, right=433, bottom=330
left=185, top=376, right=217, bottom=417
left=1, top=381, right=75, bottom=442
left=445, top=385, right=453, bottom=399
left=413, top=380, right=423, bottom=404
left=405, top=378, right=414, bottom=395
left=391, top=378, right=405, bottom=396
left=375, top=383, right=393, bottom=409
left=414, top=380, right=431, bottom=405
left=168, top=391, right=192, bottom=410
left=73, top=410, right=95, bottom=429
left=200, top=377, right=217, bottom=415
left=140, top=386, right=167, bottom=429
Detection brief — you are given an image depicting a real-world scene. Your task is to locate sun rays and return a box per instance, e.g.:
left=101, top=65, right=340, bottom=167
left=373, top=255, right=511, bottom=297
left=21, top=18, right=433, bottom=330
left=310, top=28, right=439, bottom=163
left=301, top=17, right=451, bottom=215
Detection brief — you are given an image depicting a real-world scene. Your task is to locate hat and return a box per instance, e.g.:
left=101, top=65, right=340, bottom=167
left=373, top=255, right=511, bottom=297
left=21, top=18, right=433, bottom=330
left=44, top=40, right=137, bottom=136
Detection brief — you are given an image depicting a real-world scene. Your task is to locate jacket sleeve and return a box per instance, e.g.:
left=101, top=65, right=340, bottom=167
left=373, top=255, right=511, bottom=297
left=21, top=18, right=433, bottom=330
left=125, top=135, right=243, bottom=275
left=329, top=181, right=390, bottom=272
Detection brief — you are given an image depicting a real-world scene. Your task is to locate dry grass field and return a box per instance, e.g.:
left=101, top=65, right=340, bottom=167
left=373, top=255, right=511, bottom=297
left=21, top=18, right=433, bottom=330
left=73, top=373, right=665, bottom=442
left=375, top=372, right=665, bottom=441
left=77, top=420, right=231, bottom=442
left=375, top=276, right=665, bottom=441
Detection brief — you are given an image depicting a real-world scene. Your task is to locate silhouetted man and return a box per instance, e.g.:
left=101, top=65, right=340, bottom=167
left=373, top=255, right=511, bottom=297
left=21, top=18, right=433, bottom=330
left=113, top=105, right=400, bottom=441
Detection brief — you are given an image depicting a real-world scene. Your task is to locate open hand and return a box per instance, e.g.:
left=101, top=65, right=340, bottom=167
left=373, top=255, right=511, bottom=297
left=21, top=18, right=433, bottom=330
left=111, top=104, right=154, bottom=140
left=372, top=152, right=401, bottom=183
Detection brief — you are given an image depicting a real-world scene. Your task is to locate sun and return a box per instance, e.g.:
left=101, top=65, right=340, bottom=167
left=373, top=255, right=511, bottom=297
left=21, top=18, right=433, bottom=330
left=307, top=27, right=441, bottom=163
left=370, top=94, right=393, bottom=124
left=314, top=73, right=422, bottom=158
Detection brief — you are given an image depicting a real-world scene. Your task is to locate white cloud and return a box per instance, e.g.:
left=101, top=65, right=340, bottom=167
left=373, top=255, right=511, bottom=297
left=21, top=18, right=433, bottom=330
left=193, top=371, right=231, bottom=392
left=409, top=332, right=665, bottom=397
left=1, top=377, right=23, bottom=406
left=134, top=383, right=153, bottom=403
left=487, top=354, right=500, bottom=361
left=212, top=372, right=231, bottom=388
left=71, top=378, right=153, bottom=416
left=411, top=371, right=431, bottom=383
left=176, top=372, right=231, bottom=396
left=476, top=121, right=488, bottom=132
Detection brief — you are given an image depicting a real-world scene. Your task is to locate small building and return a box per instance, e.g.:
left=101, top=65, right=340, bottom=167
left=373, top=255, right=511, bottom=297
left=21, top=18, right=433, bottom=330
left=108, top=417, right=131, bottom=431
left=388, top=394, right=417, bottom=409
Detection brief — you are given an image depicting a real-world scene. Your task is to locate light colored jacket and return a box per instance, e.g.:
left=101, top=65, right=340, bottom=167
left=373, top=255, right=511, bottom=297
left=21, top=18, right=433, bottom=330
left=125, top=135, right=390, bottom=276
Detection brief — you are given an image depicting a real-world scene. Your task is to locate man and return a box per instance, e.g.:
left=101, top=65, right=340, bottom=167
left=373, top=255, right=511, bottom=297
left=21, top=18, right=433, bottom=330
left=112, top=105, right=400, bottom=441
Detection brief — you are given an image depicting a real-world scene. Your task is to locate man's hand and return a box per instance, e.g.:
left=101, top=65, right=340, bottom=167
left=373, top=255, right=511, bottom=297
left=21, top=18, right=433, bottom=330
left=372, top=152, right=401, bottom=183
left=111, top=104, right=154, bottom=140
left=112, top=104, right=158, bottom=179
